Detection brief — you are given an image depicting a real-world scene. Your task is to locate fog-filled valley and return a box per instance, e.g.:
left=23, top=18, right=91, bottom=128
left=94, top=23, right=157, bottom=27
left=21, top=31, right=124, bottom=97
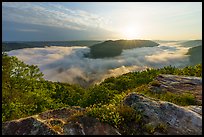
left=6, top=40, right=202, bottom=87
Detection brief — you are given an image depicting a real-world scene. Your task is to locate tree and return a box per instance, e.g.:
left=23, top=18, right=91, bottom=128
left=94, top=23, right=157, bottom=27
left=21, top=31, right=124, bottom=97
left=2, top=53, right=45, bottom=121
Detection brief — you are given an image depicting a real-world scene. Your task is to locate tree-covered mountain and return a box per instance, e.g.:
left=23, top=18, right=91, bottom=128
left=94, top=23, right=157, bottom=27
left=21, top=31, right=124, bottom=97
left=153, top=40, right=179, bottom=44
left=179, top=40, right=202, bottom=48
left=2, top=40, right=102, bottom=52
left=186, top=45, right=202, bottom=66
left=85, top=40, right=159, bottom=58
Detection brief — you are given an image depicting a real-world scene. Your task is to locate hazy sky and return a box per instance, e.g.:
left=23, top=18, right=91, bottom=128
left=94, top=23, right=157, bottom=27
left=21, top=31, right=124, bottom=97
left=2, top=2, right=202, bottom=41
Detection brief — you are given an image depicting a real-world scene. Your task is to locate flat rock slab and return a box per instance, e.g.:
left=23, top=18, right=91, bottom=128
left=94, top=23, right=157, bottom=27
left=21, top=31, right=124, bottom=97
left=2, top=117, right=58, bottom=135
left=2, top=106, right=120, bottom=135
left=150, top=74, right=202, bottom=104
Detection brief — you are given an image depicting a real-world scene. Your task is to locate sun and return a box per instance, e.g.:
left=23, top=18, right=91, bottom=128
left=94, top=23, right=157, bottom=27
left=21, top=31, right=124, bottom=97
left=122, top=25, right=140, bottom=40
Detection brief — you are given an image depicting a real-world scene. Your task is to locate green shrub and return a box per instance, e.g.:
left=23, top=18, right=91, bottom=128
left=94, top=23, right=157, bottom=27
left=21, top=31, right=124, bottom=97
left=86, top=103, right=144, bottom=131
left=79, top=85, right=118, bottom=107
left=86, top=103, right=123, bottom=127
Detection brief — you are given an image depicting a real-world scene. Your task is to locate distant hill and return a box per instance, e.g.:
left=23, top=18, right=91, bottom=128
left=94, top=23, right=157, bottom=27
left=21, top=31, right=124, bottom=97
left=86, top=40, right=159, bottom=58
left=179, top=40, right=202, bottom=48
left=186, top=45, right=202, bottom=66
left=2, top=42, right=42, bottom=52
left=2, top=40, right=102, bottom=52
left=153, top=40, right=179, bottom=44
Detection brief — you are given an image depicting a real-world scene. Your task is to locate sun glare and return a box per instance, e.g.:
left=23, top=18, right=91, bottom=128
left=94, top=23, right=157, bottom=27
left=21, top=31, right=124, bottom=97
left=122, top=26, right=139, bottom=40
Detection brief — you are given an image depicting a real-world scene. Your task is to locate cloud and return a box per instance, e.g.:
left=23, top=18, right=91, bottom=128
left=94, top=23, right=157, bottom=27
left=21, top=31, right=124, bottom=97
left=2, top=2, right=116, bottom=41
left=2, top=2, right=110, bottom=31
left=15, top=28, right=40, bottom=32
left=7, top=42, right=191, bottom=87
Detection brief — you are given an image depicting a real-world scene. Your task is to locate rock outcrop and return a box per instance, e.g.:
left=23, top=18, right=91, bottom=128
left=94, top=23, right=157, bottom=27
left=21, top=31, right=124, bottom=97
left=2, top=117, right=58, bottom=135
left=149, top=74, right=202, bottom=105
left=123, top=93, right=202, bottom=135
left=2, top=107, right=120, bottom=135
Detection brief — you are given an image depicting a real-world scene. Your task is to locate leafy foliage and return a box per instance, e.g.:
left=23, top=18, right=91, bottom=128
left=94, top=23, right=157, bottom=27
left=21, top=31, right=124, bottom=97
left=2, top=53, right=83, bottom=122
left=79, top=85, right=118, bottom=107
left=159, top=64, right=202, bottom=77
left=2, top=53, right=47, bottom=121
left=101, top=64, right=202, bottom=93
left=101, top=69, right=159, bottom=92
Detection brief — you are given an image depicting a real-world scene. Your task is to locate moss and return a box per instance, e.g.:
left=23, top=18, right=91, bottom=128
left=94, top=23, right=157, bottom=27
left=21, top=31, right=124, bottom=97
left=142, top=122, right=168, bottom=134
left=52, top=125, right=63, bottom=134
left=50, top=119, right=64, bottom=127
left=66, top=110, right=85, bottom=123
left=150, top=80, right=161, bottom=87
left=155, top=123, right=168, bottom=133
left=47, top=119, right=64, bottom=134
left=144, top=123, right=156, bottom=134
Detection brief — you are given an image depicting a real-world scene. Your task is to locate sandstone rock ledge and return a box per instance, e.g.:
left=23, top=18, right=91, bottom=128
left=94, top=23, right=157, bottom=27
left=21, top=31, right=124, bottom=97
left=149, top=74, right=202, bottom=105
left=123, top=93, right=202, bottom=135
left=2, top=107, right=121, bottom=135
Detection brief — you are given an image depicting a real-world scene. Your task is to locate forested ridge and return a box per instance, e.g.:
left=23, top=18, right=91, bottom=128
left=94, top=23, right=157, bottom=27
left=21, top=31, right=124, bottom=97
left=186, top=45, right=202, bottom=65
left=2, top=40, right=102, bottom=52
left=86, top=40, right=159, bottom=58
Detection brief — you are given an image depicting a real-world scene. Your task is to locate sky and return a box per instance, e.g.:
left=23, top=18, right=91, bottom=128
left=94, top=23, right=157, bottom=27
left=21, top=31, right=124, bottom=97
left=2, top=2, right=202, bottom=41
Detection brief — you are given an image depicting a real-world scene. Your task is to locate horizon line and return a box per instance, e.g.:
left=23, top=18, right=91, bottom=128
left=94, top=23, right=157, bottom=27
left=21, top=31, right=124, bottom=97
left=2, top=39, right=202, bottom=43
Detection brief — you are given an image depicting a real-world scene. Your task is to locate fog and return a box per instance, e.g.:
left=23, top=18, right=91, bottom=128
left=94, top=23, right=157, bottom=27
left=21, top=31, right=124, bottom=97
left=7, top=41, right=191, bottom=87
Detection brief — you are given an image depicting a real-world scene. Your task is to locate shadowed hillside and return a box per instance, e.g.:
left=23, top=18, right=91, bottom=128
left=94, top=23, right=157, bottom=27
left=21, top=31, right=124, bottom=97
left=86, top=40, right=159, bottom=58
left=2, top=41, right=102, bottom=52
left=186, top=45, right=202, bottom=66
left=179, top=40, right=202, bottom=48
